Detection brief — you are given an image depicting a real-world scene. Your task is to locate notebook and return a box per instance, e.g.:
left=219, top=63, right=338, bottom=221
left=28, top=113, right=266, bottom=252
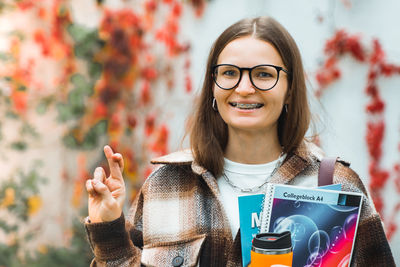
left=238, top=183, right=342, bottom=267
left=259, top=183, right=363, bottom=267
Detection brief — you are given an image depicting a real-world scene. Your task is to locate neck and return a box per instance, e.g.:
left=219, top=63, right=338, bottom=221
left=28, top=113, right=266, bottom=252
left=224, top=127, right=282, bottom=164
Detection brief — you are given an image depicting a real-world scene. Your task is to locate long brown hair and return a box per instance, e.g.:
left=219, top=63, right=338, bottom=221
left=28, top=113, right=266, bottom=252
left=189, top=17, right=310, bottom=177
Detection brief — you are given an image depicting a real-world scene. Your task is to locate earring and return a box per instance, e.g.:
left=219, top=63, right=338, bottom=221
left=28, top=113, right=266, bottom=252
left=212, top=98, right=218, bottom=111
left=285, top=104, right=288, bottom=113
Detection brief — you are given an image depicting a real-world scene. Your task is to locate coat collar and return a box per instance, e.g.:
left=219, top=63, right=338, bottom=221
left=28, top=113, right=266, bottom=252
left=150, top=141, right=325, bottom=180
left=269, top=141, right=325, bottom=184
left=151, top=149, right=207, bottom=175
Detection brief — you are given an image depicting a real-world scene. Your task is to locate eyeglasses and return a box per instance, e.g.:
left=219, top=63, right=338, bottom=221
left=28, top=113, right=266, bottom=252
left=212, top=64, right=289, bottom=91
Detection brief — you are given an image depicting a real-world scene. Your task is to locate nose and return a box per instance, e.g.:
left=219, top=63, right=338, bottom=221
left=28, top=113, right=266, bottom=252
left=235, top=70, right=256, bottom=96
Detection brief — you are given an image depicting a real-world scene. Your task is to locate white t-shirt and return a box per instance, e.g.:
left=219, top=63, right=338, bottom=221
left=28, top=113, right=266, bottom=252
left=217, top=155, right=318, bottom=239
left=217, top=157, right=282, bottom=239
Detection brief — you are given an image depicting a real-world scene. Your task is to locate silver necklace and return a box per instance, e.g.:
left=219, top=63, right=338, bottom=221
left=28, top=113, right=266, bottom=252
left=222, top=152, right=285, bottom=193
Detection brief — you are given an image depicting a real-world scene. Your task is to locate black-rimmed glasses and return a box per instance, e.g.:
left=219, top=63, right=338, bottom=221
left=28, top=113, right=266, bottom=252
left=212, top=64, right=289, bottom=91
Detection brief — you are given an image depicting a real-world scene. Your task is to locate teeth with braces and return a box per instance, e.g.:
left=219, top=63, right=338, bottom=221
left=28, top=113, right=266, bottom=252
left=231, top=103, right=263, bottom=109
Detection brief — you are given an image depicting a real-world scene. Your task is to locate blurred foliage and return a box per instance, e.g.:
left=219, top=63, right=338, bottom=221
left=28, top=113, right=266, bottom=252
left=0, top=0, right=202, bottom=266
left=0, top=164, right=93, bottom=266
left=0, top=161, right=46, bottom=221
left=0, top=217, right=93, bottom=267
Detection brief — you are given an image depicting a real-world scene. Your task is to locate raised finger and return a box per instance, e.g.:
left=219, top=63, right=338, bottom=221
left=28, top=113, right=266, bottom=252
left=104, top=145, right=123, bottom=179
left=112, top=153, right=124, bottom=172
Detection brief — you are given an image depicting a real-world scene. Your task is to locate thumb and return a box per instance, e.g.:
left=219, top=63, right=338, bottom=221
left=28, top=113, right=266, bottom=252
left=91, top=179, right=113, bottom=201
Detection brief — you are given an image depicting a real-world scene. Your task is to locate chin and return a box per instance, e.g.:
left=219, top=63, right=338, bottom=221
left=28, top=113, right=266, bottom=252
left=227, top=118, right=276, bottom=133
left=229, top=123, right=270, bottom=132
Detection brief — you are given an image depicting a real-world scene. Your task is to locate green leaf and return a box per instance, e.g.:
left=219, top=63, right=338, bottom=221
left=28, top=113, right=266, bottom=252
left=36, top=102, right=47, bottom=115
left=24, top=167, right=46, bottom=194
left=70, top=73, right=87, bottom=88
left=62, top=120, right=108, bottom=150
left=67, top=24, right=92, bottom=43
left=10, top=141, right=27, bottom=151
left=89, top=62, right=102, bottom=81
left=68, top=24, right=102, bottom=60
left=56, top=103, right=72, bottom=122
left=5, top=110, right=19, bottom=119
left=58, top=5, right=68, bottom=16
left=21, top=122, right=39, bottom=138
left=68, top=90, right=85, bottom=118
left=74, top=34, right=102, bottom=60
left=36, top=96, right=54, bottom=115
left=125, top=128, right=133, bottom=136
left=62, top=134, right=78, bottom=148
left=0, top=219, right=18, bottom=232
left=70, top=73, right=93, bottom=96
left=74, top=41, right=94, bottom=59
left=82, top=120, right=107, bottom=150
left=0, top=52, right=12, bottom=61
left=0, top=243, right=20, bottom=267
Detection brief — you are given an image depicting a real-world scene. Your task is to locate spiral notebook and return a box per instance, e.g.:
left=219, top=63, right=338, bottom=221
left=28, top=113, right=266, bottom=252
left=259, top=184, right=363, bottom=267
left=238, top=184, right=341, bottom=267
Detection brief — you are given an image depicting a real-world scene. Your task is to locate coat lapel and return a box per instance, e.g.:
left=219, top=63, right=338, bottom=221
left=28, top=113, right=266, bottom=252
left=269, top=144, right=316, bottom=184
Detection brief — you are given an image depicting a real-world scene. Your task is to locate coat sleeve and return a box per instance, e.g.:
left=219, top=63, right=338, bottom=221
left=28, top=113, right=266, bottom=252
left=334, top=162, right=395, bottom=266
left=352, top=213, right=395, bottom=266
left=84, top=189, right=145, bottom=267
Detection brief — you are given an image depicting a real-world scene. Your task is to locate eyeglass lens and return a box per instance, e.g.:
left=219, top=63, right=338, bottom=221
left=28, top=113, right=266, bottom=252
left=213, top=65, right=280, bottom=90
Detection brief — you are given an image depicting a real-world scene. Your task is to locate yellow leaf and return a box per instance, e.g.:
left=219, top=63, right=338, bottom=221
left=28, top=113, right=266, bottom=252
left=38, top=245, right=48, bottom=254
left=0, top=188, right=15, bottom=208
left=27, top=195, right=42, bottom=216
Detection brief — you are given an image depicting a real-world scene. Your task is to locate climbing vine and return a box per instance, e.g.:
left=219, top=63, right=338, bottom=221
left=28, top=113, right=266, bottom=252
left=0, top=0, right=207, bottom=264
left=315, top=29, right=400, bottom=240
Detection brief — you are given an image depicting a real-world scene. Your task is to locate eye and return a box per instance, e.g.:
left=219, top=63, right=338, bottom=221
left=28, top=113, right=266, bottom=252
left=222, top=69, right=238, bottom=77
left=256, top=71, right=273, bottom=78
left=215, top=65, right=240, bottom=79
left=253, top=66, right=276, bottom=79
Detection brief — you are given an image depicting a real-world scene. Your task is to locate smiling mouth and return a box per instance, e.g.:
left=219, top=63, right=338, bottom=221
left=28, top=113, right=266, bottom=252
left=229, top=102, right=264, bottom=109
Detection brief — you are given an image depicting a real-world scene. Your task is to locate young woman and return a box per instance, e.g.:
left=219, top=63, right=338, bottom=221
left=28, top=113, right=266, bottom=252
left=84, top=17, right=394, bottom=266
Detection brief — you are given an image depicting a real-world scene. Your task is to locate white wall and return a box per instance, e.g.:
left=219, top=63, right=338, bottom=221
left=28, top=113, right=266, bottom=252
left=182, top=0, right=400, bottom=263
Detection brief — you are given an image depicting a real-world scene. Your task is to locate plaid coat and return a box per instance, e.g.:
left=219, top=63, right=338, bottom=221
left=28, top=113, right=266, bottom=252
left=85, top=142, right=395, bottom=267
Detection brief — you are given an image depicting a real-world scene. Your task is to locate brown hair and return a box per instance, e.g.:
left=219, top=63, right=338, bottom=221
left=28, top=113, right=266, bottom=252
left=189, top=17, right=310, bottom=177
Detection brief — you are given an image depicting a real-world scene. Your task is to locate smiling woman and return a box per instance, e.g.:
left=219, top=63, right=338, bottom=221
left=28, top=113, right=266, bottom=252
left=84, top=17, right=394, bottom=266
left=190, top=17, right=310, bottom=174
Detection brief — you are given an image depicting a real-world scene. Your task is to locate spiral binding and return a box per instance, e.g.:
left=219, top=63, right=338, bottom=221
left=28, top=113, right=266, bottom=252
left=259, top=183, right=275, bottom=233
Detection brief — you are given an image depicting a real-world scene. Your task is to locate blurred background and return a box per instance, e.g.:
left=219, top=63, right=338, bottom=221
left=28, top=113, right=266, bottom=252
left=0, top=0, right=399, bottom=266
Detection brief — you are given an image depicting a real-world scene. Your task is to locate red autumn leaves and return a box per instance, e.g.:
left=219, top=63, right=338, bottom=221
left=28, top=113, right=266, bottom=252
left=316, top=29, right=400, bottom=240
left=2, top=0, right=198, bottom=199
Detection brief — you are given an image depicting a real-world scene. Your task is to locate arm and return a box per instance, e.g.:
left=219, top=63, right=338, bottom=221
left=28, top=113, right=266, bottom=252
left=84, top=192, right=145, bottom=267
left=84, top=145, right=144, bottom=266
left=352, top=213, right=395, bottom=266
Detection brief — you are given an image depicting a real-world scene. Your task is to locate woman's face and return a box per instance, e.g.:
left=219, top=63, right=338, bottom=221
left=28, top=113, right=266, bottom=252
left=213, top=36, right=289, bottom=136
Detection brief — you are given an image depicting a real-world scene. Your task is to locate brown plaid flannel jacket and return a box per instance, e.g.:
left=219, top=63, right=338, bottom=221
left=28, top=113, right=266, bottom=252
left=85, top=142, right=395, bottom=266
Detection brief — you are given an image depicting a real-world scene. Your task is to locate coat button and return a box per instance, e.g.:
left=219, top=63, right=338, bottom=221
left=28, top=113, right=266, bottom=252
left=172, top=256, right=184, bottom=266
